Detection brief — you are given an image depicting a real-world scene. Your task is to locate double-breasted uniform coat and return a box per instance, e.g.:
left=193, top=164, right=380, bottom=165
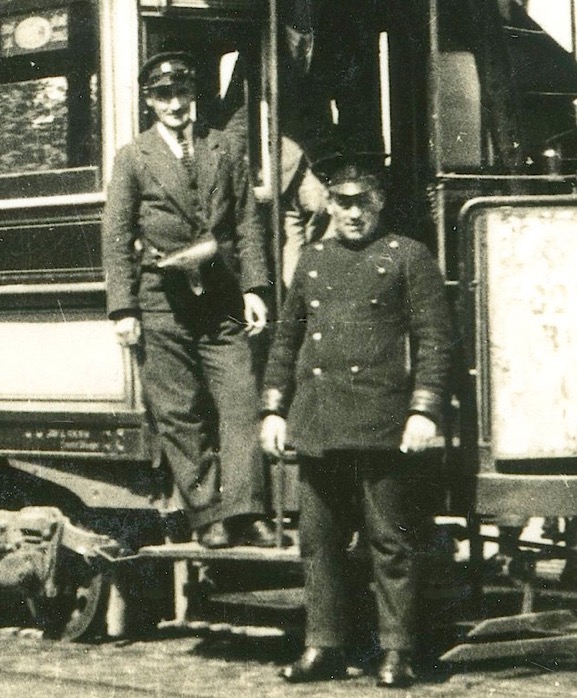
left=262, top=226, right=452, bottom=650
left=103, top=122, right=270, bottom=528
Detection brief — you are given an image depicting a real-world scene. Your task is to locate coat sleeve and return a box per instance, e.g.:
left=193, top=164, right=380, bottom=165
left=227, top=143, right=270, bottom=293
left=261, top=263, right=308, bottom=417
left=102, top=145, right=142, bottom=319
left=404, top=240, right=453, bottom=424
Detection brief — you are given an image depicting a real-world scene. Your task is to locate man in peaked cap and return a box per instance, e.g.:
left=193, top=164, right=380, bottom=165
left=260, top=152, right=452, bottom=687
left=103, top=52, right=277, bottom=549
left=138, top=51, right=195, bottom=90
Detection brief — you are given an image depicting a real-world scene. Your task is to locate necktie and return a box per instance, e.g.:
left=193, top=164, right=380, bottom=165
left=177, top=131, right=195, bottom=181
left=297, top=32, right=313, bottom=74
left=175, top=131, right=204, bottom=295
left=286, top=26, right=313, bottom=74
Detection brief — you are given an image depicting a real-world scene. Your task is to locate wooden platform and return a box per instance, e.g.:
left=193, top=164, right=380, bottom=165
left=137, top=539, right=301, bottom=566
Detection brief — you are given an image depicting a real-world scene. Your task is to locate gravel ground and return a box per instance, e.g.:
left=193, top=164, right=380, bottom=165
left=0, top=628, right=576, bottom=698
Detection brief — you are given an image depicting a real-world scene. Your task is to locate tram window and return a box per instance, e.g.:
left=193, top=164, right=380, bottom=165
left=521, top=0, right=573, bottom=53
left=220, top=51, right=239, bottom=100
left=0, top=0, right=100, bottom=199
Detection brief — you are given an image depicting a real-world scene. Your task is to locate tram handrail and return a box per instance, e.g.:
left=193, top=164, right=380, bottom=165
left=0, top=281, right=106, bottom=295
left=0, top=192, right=105, bottom=212
left=437, top=173, right=577, bottom=182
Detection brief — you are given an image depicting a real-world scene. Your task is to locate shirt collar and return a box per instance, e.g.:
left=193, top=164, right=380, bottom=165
left=156, top=122, right=194, bottom=158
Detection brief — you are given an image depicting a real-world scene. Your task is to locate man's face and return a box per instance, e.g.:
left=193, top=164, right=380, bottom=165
left=327, top=188, right=385, bottom=242
left=145, top=82, right=195, bottom=132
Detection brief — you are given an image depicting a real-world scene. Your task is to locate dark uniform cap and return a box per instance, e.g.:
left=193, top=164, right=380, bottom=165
left=139, top=52, right=195, bottom=90
left=312, top=152, right=387, bottom=196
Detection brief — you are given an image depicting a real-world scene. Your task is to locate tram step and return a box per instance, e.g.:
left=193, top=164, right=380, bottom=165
left=442, top=610, right=577, bottom=664
left=441, top=632, right=577, bottom=663
left=466, top=609, right=577, bottom=640
left=208, top=587, right=304, bottom=612
left=188, top=588, right=305, bottom=633
left=138, top=540, right=301, bottom=566
left=158, top=619, right=287, bottom=638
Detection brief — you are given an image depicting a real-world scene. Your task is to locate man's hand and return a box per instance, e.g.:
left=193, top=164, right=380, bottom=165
left=260, top=414, right=287, bottom=458
left=400, top=414, right=437, bottom=454
left=243, top=292, right=268, bottom=336
left=113, top=316, right=141, bottom=347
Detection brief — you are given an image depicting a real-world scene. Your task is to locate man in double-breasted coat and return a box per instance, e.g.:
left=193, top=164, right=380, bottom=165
left=260, top=153, right=452, bottom=687
left=103, top=52, right=275, bottom=548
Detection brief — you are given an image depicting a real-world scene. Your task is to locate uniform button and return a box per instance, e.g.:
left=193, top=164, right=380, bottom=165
left=377, top=267, right=386, bottom=274
left=308, top=270, right=318, bottom=278
left=314, top=243, right=324, bottom=251
left=310, top=299, right=320, bottom=308
left=389, top=240, right=399, bottom=248
left=350, top=365, right=360, bottom=374
left=370, top=298, right=378, bottom=305
left=312, top=332, right=322, bottom=341
left=312, top=367, right=322, bottom=376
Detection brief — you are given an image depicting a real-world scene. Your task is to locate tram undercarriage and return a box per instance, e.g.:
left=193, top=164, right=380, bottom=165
left=0, top=453, right=576, bottom=671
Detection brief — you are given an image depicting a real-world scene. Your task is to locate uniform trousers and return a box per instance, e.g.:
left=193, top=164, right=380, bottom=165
left=299, top=450, right=425, bottom=652
left=139, top=307, right=268, bottom=529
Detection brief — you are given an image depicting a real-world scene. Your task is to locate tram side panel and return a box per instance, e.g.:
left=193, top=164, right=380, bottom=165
left=0, top=202, right=180, bottom=639
left=459, top=196, right=577, bottom=523
left=0, top=201, right=160, bottom=510
left=0, top=0, right=162, bottom=509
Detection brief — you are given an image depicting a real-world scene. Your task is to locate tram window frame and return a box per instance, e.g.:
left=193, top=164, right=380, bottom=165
left=0, top=0, right=102, bottom=200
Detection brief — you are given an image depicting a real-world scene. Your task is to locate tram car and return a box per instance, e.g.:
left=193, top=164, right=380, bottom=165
left=0, top=0, right=577, bottom=653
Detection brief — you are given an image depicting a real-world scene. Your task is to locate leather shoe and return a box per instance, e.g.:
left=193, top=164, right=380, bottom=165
left=376, top=650, right=415, bottom=688
left=233, top=519, right=277, bottom=547
left=197, top=521, right=231, bottom=549
left=280, top=646, right=348, bottom=683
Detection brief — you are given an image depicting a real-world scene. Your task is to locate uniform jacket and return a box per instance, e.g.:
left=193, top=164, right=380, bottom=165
left=102, top=123, right=269, bottom=317
left=262, top=227, right=453, bottom=456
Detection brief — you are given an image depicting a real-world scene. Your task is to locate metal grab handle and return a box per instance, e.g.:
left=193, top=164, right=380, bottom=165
left=269, top=448, right=297, bottom=548
left=0, top=281, right=105, bottom=295
left=270, top=459, right=286, bottom=548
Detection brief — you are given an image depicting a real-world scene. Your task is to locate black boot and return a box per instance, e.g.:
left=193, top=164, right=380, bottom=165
left=376, top=650, right=415, bottom=688
left=231, top=519, right=277, bottom=547
left=197, top=521, right=231, bottom=549
left=280, top=646, right=348, bottom=683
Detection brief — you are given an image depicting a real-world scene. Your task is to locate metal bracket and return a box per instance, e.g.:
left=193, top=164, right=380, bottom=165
left=0, top=507, right=66, bottom=597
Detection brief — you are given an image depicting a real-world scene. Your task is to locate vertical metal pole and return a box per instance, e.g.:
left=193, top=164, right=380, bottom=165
left=428, top=0, right=447, bottom=276
left=267, top=0, right=286, bottom=547
left=268, top=0, right=284, bottom=314
left=271, top=459, right=286, bottom=547
left=572, top=0, right=577, bottom=64
left=428, top=0, right=442, bottom=178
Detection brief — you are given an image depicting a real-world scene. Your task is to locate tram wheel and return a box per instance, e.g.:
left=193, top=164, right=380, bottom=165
left=27, top=552, right=109, bottom=641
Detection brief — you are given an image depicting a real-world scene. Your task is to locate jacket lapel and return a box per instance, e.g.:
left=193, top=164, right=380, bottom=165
left=194, top=128, right=222, bottom=210
left=138, top=126, right=199, bottom=216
